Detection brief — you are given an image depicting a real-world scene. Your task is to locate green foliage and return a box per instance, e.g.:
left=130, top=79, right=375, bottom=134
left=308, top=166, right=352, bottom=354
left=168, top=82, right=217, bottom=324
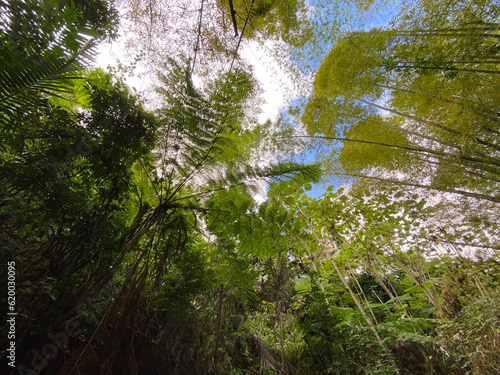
left=219, top=0, right=310, bottom=46
left=439, top=291, right=500, bottom=375
left=0, top=66, right=157, bottom=351
left=0, top=0, right=118, bottom=127
left=296, top=283, right=393, bottom=374
left=135, top=243, right=217, bottom=374
left=2, top=0, right=499, bottom=374
left=303, top=0, right=500, bottom=203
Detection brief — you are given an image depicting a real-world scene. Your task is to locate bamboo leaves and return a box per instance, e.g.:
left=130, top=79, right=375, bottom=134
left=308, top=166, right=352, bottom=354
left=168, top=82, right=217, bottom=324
left=303, top=0, right=500, bottom=202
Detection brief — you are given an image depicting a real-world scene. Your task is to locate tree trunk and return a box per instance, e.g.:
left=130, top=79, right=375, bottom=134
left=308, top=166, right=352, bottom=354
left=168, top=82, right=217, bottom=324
left=213, top=283, right=225, bottom=373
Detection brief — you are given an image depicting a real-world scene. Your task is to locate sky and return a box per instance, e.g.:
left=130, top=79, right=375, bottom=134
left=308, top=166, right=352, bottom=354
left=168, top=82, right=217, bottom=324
left=240, top=42, right=295, bottom=124
left=95, top=37, right=291, bottom=126
left=94, top=23, right=295, bottom=205
left=94, top=0, right=397, bottom=123
left=93, top=0, right=397, bottom=201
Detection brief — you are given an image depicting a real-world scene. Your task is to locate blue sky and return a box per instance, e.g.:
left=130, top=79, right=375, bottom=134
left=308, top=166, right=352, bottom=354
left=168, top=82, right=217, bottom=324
left=279, top=0, right=401, bottom=198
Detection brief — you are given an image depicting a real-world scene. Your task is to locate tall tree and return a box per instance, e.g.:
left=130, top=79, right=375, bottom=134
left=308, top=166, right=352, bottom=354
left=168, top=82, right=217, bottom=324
left=302, top=0, right=500, bottom=204
left=49, top=60, right=321, bottom=374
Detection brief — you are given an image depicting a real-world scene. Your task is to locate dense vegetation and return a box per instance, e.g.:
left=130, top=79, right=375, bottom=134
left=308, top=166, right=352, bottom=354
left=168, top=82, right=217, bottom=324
left=1, top=0, right=499, bottom=374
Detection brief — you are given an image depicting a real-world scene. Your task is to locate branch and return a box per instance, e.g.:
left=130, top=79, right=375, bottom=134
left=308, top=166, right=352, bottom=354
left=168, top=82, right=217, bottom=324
left=343, top=173, right=500, bottom=203
left=293, top=135, right=500, bottom=175
left=191, top=0, right=205, bottom=73
left=228, top=0, right=239, bottom=37
left=229, top=0, right=256, bottom=72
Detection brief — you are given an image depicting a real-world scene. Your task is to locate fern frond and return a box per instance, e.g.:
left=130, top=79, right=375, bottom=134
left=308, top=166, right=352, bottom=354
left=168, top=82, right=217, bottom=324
left=0, top=39, right=97, bottom=129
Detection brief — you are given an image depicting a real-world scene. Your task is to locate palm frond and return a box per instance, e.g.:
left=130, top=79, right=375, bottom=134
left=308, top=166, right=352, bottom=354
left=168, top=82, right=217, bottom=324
left=0, top=39, right=97, bottom=129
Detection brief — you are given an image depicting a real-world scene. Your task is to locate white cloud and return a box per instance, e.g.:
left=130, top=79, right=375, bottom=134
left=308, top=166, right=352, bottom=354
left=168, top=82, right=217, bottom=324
left=240, top=41, right=298, bottom=124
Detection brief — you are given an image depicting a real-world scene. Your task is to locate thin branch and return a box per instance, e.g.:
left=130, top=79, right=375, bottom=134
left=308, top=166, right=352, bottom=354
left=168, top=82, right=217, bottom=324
left=229, top=0, right=256, bottom=72
left=343, top=173, right=500, bottom=203
left=228, top=0, right=239, bottom=37
left=191, top=0, right=205, bottom=73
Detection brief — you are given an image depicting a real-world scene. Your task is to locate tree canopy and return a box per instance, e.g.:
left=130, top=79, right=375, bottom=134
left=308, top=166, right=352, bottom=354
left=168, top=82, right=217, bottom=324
left=1, top=0, right=499, bottom=375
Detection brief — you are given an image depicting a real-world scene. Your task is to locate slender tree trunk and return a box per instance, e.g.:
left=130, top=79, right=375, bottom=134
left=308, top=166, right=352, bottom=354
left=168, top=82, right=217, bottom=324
left=213, top=283, right=225, bottom=373
left=228, top=0, right=239, bottom=36
left=343, top=173, right=500, bottom=203
left=396, top=63, right=500, bottom=73
left=376, top=82, right=500, bottom=128
left=391, top=255, right=438, bottom=308
left=294, top=134, right=500, bottom=174
left=357, top=98, right=500, bottom=152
